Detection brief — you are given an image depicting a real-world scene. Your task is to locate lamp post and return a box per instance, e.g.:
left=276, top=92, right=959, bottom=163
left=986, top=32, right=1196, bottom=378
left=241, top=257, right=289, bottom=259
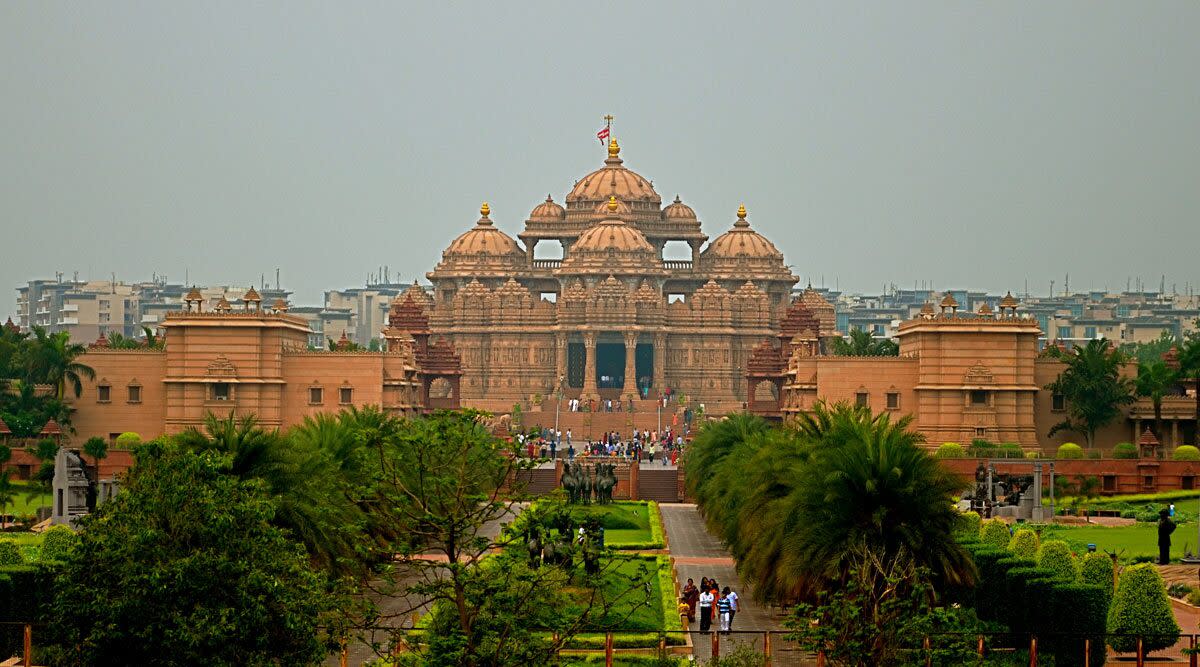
left=554, top=375, right=564, bottom=453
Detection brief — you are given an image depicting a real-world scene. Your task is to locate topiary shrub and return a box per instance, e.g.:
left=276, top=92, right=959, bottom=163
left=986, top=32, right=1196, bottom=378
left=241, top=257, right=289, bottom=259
left=1038, top=540, right=1078, bottom=582
left=1079, top=551, right=1115, bottom=599
left=1025, top=450, right=1040, bottom=459
left=1008, top=528, right=1040, bottom=561
left=956, top=510, right=981, bottom=537
left=1057, top=443, right=1084, bottom=459
left=1038, top=581, right=1109, bottom=667
left=1107, top=562, right=1180, bottom=653
left=936, top=442, right=964, bottom=459
left=1173, top=445, right=1200, bottom=461
left=0, top=541, right=24, bottom=566
left=1112, top=442, right=1138, bottom=459
left=980, top=518, right=1011, bottom=549
left=999, top=442, right=1024, bottom=459
left=39, top=525, right=78, bottom=562
left=1087, top=449, right=1102, bottom=460
left=114, top=432, right=141, bottom=448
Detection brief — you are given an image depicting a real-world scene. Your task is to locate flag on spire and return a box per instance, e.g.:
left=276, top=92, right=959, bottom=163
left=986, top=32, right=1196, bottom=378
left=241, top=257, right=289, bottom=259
left=596, top=126, right=610, bottom=144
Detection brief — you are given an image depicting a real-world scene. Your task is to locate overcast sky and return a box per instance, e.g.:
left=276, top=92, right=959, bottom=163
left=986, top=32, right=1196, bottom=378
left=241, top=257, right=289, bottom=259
left=2, top=2, right=1198, bottom=317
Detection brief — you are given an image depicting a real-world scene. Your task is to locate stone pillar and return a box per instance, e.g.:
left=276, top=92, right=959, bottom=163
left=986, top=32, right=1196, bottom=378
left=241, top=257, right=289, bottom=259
left=654, top=332, right=667, bottom=392
left=582, top=332, right=598, bottom=400
left=623, top=332, right=638, bottom=398
left=1173, top=420, right=1180, bottom=448
left=526, top=240, right=536, bottom=268
left=555, top=332, right=567, bottom=386
left=1134, top=419, right=1141, bottom=443
left=689, top=240, right=701, bottom=265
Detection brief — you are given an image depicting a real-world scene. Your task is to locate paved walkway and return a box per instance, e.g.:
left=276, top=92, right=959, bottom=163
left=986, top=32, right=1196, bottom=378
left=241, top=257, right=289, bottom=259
left=659, top=503, right=799, bottom=663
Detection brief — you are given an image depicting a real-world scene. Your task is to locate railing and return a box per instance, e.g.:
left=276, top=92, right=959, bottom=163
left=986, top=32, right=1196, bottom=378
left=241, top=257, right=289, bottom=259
left=532, top=259, right=562, bottom=269
left=663, top=260, right=693, bottom=271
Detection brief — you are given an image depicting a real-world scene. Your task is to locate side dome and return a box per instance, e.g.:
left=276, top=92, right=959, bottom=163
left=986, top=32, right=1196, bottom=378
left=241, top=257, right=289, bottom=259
left=431, top=203, right=525, bottom=277
left=565, top=139, right=661, bottom=205
left=701, top=205, right=783, bottom=261
left=528, top=195, right=566, bottom=222
left=662, top=195, right=696, bottom=221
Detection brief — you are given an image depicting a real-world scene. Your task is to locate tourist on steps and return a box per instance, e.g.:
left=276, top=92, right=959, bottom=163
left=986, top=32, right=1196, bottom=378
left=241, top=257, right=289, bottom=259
left=697, top=587, right=714, bottom=634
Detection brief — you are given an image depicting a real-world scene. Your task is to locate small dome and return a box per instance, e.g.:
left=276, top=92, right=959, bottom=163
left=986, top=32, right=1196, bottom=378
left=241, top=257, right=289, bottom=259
left=529, top=195, right=566, bottom=222
left=572, top=208, right=655, bottom=255
left=977, top=302, right=994, bottom=315
left=593, top=197, right=632, bottom=216
left=1000, top=291, right=1020, bottom=309
left=940, top=294, right=959, bottom=309
left=443, top=202, right=524, bottom=257
left=701, top=205, right=783, bottom=261
left=185, top=286, right=203, bottom=301
left=565, top=139, right=661, bottom=205
left=662, top=195, right=696, bottom=221
left=243, top=286, right=262, bottom=302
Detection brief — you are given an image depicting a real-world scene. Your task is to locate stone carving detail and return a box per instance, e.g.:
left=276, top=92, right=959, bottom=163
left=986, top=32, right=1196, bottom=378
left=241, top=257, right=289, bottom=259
left=206, top=355, right=237, bottom=377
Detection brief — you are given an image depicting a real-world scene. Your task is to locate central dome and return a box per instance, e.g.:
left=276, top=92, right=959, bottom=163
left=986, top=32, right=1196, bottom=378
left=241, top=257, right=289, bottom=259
left=572, top=197, right=654, bottom=253
left=565, top=139, right=661, bottom=205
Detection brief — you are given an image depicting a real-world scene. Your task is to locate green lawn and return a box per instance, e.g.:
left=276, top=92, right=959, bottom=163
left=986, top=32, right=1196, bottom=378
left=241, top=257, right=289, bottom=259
left=566, top=502, right=664, bottom=549
left=3, top=481, right=51, bottom=517
left=1042, top=522, right=1200, bottom=562
left=0, top=531, right=43, bottom=561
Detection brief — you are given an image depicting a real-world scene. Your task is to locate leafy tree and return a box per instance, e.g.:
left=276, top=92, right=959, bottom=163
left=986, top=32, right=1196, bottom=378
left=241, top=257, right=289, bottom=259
left=173, top=413, right=366, bottom=576
left=364, top=410, right=652, bottom=665
left=1135, top=359, right=1178, bottom=439
left=1045, top=339, right=1134, bottom=448
left=829, top=328, right=899, bottom=357
left=22, top=327, right=95, bottom=399
left=40, top=524, right=79, bottom=562
left=1178, top=335, right=1200, bottom=448
left=48, top=445, right=336, bottom=666
left=0, top=469, right=13, bottom=523
left=1120, top=330, right=1178, bottom=364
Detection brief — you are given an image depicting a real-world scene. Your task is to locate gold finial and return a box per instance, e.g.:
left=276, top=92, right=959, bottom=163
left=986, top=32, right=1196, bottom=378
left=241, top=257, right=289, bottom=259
left=737, top=204, right=747, bottom=219
left=608, top=138, right=620, bottom=158
left=480, top=202, right=490, bottom=217
left=607, top=196, right=619, bottom=213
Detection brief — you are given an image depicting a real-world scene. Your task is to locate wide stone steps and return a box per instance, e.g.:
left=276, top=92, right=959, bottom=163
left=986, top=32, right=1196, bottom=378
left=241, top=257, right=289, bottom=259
left=638, top=468, right=682, bottom=503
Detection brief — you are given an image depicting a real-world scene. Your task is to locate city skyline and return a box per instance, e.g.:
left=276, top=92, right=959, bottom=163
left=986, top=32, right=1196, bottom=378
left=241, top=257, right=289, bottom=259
left=3, top=2, right=1199, bottom=318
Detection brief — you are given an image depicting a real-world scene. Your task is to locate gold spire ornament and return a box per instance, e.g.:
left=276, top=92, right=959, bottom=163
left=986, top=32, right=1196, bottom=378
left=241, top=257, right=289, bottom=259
left=607, top=195, right=619, bottom=213
left=608, top=138, right=620, bottom=158
left=737, top=204, right=747, bottom=219
left=480, top=202, right=490, bottom=217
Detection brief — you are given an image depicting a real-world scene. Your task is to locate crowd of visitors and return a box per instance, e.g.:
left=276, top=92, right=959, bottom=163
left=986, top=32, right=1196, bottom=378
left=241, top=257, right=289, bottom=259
left=516, top=425, right=687, bottom=464
left=680, top=577, right=739, bottom=634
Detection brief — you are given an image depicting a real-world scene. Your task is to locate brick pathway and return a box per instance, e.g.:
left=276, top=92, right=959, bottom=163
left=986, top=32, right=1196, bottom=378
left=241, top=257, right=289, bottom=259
left=659, top=503, right=802, bottom=663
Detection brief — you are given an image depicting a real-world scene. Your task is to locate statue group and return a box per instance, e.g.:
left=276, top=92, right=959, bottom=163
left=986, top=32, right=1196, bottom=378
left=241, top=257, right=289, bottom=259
left=963, top=462, right=1033, bottom=517
left=524, top=512, right=603, bottom=575
left=561, top=462, right=618, bottom=505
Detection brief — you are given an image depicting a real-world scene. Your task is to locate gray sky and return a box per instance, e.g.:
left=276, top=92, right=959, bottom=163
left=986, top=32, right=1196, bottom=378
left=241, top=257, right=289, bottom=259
left=2, top=2, right=1198, bottom=317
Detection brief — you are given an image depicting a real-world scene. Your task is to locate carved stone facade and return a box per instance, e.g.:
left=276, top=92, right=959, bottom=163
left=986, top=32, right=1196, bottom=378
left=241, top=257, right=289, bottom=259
left=423, top=139, right=802, bottom=413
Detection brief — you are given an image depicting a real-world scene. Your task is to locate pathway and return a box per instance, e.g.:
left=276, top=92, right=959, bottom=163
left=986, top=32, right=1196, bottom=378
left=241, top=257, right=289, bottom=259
left=659, top=503, right=805, bottom=664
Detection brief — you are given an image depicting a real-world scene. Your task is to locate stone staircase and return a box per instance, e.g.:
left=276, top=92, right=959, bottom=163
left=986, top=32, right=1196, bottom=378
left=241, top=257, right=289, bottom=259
left=638, top=468, right=682, bottom=503
left=515, top=467, right=560, bottom=495
left=519, top=398, right=685, bottom=438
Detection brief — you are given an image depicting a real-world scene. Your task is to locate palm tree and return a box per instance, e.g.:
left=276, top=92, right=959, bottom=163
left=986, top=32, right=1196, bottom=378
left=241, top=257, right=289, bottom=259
left=829, top=328, right=900, bottom=357
left=1045, top=338, right=1135, bottom=449
left=82, top=436, right=109, bottom=482
left=1136, top=359, right=1177, bottom=439
left=23, top=327, right=95, bottom=399
left=737, top=402, right=975, bottom=603
left=174, top=413, right=366, bottom=575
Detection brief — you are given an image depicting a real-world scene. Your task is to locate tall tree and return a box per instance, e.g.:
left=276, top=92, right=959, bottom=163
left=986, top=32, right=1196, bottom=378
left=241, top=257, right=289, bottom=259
left=23, top=327, right=95, bottom=399
left=49, top=444, right=336, bottom=666
left=1135, top=359, right=1177, bottom=439
left=1178, top=333, right=1200, bottom=447
left=82, top=436, right=109, bottom=482
left=1044, top=339, right=1135, bottom=449
left=173, top=413, right=366, bottom=576
left=829, top=328, right=900, bottom=356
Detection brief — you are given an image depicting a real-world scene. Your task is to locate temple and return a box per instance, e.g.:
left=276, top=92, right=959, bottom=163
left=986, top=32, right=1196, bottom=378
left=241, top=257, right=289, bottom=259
left=424, top=138, right=807, bottom=414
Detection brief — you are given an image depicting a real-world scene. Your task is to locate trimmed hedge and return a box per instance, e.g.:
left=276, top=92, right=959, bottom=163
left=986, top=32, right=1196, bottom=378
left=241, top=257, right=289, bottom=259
left=1107, top=563, right=1179, bottom=653
left=1008, top=529, right=1039, bottom=562
left=1173, top=446, right=1200, bottom=461
left=1112, top=442, right=1138, bottom=460
left=956, top=511, right=981, bottom=538
left=1038, top=540, right=1078, bottom=582
left=0, top=541, right=23, bottom=566
left=1057, top=443, right=1084, bottom=459
left=936, top=442, right=965, bottom=459
left=1032, top=580, right=1109, bottom=667
left=1079, top=551, right=1115, bottom=599
left=39, top=525, right=78, bottom=562
left=980, top=519, right=1011, bottom=549
left=1004, top=566, right=1055, bottom=635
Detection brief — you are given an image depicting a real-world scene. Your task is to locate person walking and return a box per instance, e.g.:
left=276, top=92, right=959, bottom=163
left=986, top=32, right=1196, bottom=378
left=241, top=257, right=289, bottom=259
left=724, top=586, right=739, bottom=631
left=717, top=589, right=732, bottom=635
left=681, top=578, right=699, bottom=623
left=567, top=443, right=575, bottom=463
left=697, top=586, right=714, bottom=634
